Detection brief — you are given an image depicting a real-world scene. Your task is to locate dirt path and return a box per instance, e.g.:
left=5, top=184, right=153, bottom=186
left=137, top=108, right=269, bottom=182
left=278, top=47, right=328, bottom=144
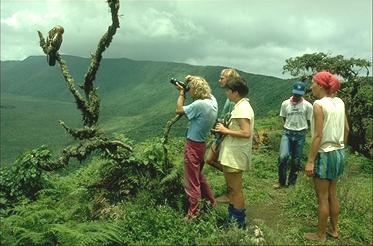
left=246, top=189, right=288, bottom=230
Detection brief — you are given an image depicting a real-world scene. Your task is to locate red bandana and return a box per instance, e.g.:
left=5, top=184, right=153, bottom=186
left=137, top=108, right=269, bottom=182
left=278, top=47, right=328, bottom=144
left=290, top=96, right=303, bottom=105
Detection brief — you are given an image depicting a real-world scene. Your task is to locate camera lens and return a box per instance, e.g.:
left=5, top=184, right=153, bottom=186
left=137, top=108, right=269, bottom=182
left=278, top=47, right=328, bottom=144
left=169, top=78, right=190, bottom=91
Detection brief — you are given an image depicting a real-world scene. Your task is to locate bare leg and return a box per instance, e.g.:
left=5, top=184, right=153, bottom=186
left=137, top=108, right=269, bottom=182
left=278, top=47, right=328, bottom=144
left=224, top=172, right=244, bottom=209
left=305, top=177, right=329, bottom=242
left=206, top=143, right=229, bottom=203
left=206, top=143, right=224, bottom=172
left=328, top=180, right=339, bottom=238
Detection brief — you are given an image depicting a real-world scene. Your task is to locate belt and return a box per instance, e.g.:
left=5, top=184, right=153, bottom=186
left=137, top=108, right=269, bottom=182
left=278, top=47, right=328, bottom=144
left=187, top=138, right=205, bottom=144
left=284, top=128, right=307, bottom=133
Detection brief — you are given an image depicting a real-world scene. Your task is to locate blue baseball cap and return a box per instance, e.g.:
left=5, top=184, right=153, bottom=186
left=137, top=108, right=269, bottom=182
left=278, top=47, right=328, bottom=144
left=292, top=81, right=306, bottom=95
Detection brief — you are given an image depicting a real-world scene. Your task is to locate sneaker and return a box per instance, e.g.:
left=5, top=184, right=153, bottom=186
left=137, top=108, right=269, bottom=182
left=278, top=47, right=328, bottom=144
left=273, top=183, right=286, bottom=189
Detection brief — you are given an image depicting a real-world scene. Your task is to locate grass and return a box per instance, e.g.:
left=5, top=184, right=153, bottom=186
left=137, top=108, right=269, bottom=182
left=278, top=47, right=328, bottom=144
left=1, top=132, right=371, bottom=245
left=1, top=89, right=371, bottom=245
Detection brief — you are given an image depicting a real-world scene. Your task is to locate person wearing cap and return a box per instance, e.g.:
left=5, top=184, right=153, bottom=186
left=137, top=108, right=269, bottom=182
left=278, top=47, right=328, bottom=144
left=273, top=81, right=313, bottom=189
left=304, top=71, right=349, bottom=242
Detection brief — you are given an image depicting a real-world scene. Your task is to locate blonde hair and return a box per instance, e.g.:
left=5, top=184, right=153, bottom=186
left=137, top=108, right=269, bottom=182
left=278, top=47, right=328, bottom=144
left=221, top=68, right=240, bottom=78
left=189, top=76, right=211, bottom=99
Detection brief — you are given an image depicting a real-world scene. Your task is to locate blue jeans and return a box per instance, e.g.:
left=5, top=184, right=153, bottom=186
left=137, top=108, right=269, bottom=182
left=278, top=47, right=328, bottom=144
left=278, top=129, right=306, bottom=186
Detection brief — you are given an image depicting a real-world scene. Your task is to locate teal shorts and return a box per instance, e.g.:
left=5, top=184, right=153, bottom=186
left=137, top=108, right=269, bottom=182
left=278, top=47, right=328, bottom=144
left=314, top=149, right=345, bottom=180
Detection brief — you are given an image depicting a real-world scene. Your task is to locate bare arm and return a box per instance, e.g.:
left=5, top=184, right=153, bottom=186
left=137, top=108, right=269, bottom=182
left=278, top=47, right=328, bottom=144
left=175, top=83, right=185, bottom=115
left=305, top=103, right=323, bottom=177
left=344, top=114, right=350, bottom=145
left=212, top=118, right=251, bottom=138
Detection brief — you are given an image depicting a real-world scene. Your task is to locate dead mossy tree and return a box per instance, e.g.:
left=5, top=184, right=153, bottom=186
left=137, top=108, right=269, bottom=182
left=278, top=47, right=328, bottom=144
left=36, top=0, right=132, bottom=171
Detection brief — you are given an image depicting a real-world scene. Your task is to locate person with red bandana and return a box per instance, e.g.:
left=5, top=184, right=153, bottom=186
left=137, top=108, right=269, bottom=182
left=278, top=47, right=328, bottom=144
left=273, top=81, right=313, bottom=189
left=304, top=71, right=349, bottom=242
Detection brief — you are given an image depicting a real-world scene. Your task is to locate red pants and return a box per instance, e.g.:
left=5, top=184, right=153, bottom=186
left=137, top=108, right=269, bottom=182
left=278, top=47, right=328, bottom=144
left=184, top=139, right=216, bottom=217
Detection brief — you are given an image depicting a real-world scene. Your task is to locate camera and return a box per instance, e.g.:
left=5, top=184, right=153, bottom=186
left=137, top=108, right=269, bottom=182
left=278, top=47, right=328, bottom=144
left=212, top=118, right=225, bottom=138
left=170, top=78, right=189, bottom=91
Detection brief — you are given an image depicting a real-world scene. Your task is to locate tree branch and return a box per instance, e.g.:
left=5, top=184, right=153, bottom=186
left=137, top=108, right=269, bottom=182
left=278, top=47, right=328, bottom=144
left=59, top=120, right=98, bottom=140
left=37, top=31, right=92, bottom=124
left=35, top=0, right=133, bottom=170
left=162, top=114, right=182, bottom=165
left=38, top=137, right=132, bottom=171
left=81, top=0, right=120, bottom=126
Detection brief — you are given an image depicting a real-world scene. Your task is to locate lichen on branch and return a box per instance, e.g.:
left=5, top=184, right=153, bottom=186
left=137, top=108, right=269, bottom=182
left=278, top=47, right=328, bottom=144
left=36, top=0, right=132, bottom=171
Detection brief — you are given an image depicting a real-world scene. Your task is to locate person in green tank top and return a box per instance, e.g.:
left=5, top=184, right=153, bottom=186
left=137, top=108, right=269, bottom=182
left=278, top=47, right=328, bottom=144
left=206, top=68, right=240, bottom=203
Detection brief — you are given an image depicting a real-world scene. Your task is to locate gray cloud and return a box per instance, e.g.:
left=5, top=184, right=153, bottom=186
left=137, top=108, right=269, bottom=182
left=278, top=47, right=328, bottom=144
left=1, top=0, right=372, bottom=78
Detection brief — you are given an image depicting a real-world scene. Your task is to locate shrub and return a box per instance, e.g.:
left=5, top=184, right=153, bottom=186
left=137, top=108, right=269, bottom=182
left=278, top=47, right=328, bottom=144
left=90, top=137, right=185, bottom=209
left=0, top=145, right=51, bottom=211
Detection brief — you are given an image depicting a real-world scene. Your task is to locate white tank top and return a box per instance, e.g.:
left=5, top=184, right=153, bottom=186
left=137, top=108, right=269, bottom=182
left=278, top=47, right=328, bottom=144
left=311, top=97, right=345, bottom=152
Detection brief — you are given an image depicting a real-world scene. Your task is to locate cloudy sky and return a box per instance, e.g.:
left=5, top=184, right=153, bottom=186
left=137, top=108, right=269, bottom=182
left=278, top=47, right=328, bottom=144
left=1, top=0, right=372, bottom=78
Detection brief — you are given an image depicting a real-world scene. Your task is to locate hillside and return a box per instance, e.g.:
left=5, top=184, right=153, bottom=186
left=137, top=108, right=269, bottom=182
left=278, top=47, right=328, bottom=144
left=1, top=118, right=371, bottom=245
left=1, top=56, right=372, bottom=245
left=1, top=55, right=292, bottom=165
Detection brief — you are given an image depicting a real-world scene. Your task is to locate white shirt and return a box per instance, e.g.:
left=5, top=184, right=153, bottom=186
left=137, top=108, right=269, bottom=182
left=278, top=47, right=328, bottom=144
left=280, top=98, right=313, bottom=131
left=312, top=97, right=345, bottom=152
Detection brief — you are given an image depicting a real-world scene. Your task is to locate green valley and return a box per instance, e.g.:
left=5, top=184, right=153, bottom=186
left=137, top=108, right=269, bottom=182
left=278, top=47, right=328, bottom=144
left=1, top=55, right=291, bottom=165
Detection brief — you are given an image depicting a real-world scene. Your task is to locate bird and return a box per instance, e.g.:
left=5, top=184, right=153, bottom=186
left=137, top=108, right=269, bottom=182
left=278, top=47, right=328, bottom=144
left=46, top=25, right=64, bottom=66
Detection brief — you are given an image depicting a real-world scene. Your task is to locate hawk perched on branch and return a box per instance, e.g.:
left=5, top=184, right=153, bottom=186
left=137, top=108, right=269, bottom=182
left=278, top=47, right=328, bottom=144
left=46, top=25, right=64, bottom=66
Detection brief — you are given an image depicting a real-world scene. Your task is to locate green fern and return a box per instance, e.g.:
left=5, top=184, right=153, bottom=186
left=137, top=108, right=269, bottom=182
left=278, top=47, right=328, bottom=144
left=48, top=222, right=125, bottom=246
left=160, top=163, right=183, bottom=185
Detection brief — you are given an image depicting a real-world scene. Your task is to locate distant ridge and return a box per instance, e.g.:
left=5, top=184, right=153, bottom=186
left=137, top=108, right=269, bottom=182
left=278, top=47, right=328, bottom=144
left=1, top=55, right=293, bottom=165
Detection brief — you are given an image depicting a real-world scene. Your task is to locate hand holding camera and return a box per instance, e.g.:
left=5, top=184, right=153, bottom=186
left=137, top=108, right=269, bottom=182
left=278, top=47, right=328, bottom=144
left=211, top=118, right=228, bottom=136
left=170, top=78, right=190, bottom=91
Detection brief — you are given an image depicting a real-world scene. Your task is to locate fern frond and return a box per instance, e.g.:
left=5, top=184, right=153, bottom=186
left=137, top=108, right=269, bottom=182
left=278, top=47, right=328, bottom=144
left=50, top=222, right=125, bottom=246
left=160, top=164, right=182, bottom=185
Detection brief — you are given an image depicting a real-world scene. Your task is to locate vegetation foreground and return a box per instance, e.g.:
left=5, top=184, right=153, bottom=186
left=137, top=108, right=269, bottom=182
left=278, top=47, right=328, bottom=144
left=1, top=117, right=371, bottom=246
left=1, top=0, right=371, bottom=244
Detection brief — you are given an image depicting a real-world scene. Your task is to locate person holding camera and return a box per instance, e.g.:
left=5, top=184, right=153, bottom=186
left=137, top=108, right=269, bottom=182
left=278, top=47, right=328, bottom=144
left=273, top=81, right=313, bottom=189
left=175, top=76, right=218, bottom=219
left=304, top=71, right=349, bottom=242
left=212, top=76, right=254, bottom=229
left=206, top=68, right=240, bottom=203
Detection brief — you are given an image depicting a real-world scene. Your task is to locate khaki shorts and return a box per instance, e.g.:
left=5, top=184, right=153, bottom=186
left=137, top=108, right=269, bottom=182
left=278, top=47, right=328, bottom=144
left=222, top=165, right=242, bottom=173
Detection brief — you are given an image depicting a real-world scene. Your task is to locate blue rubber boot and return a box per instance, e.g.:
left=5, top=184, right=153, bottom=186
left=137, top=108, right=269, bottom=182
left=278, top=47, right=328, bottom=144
left=225, top=204, right=246, bottom=229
